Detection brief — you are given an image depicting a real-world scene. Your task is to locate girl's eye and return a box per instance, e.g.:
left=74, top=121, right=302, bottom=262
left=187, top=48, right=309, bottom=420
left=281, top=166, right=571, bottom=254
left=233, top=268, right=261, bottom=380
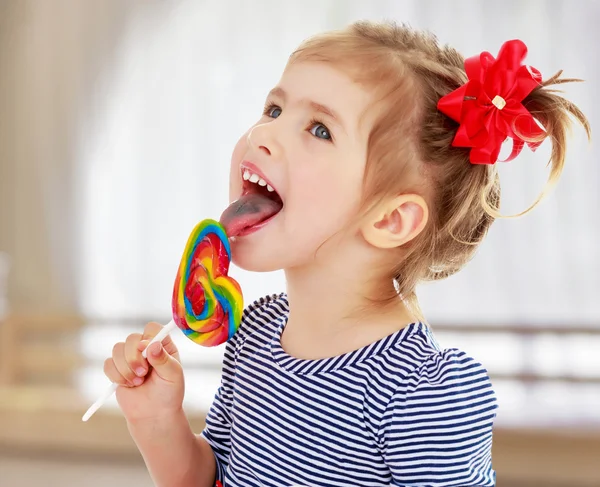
left=309, top=122, right=332, bottom=141
left=266, top=105, right=282, bottom=118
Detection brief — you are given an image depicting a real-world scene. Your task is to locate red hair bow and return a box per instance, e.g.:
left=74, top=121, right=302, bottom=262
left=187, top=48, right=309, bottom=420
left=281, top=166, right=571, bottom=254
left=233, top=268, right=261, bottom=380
left=437, top=39, right=546, bottom=165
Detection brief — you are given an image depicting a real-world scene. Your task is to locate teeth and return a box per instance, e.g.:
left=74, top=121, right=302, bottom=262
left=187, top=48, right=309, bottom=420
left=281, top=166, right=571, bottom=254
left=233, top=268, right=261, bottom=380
left=242, top=168, right=277, bottom=193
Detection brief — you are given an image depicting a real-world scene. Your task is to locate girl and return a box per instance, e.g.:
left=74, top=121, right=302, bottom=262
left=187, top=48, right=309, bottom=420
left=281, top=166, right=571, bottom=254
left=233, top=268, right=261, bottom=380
left=104, top=21, right=590, bottom=487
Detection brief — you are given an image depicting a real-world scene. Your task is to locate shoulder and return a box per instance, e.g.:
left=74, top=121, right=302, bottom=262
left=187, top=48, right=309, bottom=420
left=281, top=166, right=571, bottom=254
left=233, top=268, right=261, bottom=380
left=227, top=292, right=288, bottom=351
left=381, top=343, right=498, bottom=434
left=239, top=292, right=288, bottom=334
left=382, top=323, right=494, bottom=394
left=379, top=344, right=498, bottom=486
left=407, top=346, right=495, bottom=394
left=242, top=292, right=288, bottom=321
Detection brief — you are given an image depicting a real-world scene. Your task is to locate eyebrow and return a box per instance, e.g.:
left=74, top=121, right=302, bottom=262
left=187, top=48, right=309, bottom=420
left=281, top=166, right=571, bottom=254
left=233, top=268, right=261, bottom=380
left=267, top=86, right=346, bottom=133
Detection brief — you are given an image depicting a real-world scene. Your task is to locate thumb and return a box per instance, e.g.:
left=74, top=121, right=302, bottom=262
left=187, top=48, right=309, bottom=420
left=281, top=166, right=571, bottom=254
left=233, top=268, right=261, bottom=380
left=146, top=342, right=183, bottom=383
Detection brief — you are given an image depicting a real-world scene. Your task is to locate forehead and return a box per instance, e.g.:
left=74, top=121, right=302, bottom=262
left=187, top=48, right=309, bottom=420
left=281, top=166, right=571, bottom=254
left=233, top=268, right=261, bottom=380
left=277, top=62, right=374, bottom=134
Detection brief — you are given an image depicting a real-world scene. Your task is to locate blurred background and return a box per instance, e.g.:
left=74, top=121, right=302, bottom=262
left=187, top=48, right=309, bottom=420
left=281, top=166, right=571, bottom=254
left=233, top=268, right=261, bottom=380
left=0, top=0, right=598, bottom=486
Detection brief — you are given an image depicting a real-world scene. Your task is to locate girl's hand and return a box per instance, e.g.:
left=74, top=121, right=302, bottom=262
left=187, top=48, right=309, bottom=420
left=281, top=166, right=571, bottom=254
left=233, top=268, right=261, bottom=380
left=103, top=322, right=185, bottom=422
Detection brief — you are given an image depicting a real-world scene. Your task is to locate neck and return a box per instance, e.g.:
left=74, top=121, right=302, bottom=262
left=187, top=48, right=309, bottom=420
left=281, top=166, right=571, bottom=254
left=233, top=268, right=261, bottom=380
left=284, top=264, right=364, bottom=331
left=283, top=244, right=413, bottom=335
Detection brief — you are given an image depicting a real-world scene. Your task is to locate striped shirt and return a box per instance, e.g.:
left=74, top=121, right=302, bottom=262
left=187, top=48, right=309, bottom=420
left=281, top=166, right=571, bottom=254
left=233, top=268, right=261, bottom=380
left=202, top=293, right=497, bottom=486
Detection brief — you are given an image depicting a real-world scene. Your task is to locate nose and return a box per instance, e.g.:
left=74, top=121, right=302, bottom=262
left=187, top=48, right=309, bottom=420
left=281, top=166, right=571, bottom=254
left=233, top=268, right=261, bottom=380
left=246, top=123, right=281, bottom=157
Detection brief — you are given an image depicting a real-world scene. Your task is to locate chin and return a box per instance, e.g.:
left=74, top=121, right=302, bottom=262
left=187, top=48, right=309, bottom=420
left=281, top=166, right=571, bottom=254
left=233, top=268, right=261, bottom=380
left=230, top=242, right=285, bottom=273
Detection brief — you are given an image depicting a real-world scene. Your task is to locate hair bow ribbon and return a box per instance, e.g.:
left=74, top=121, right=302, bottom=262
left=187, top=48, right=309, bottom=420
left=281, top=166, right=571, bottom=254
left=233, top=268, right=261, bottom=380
left=437, top=39, right=546, bottom=164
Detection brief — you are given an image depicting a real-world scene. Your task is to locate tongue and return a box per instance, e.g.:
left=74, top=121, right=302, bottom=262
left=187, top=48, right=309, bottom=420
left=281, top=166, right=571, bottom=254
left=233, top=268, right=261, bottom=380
left=219, top=193, right=283, bottom=237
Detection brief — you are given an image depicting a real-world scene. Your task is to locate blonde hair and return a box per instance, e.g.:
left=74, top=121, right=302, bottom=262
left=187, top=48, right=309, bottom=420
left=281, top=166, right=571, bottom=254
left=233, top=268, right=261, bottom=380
left=289, top=21, right=591, bottom=316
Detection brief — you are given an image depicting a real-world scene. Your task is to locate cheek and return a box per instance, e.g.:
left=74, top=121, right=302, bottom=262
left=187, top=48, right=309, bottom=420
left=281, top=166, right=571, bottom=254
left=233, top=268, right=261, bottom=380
left=228, top=134, right=249, bottom=201
left=290, top=167, right=364, bottom=227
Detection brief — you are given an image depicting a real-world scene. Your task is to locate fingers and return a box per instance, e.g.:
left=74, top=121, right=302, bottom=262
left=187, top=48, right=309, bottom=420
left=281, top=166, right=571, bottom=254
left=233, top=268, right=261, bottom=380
left=103, top=354, right=129, bottom=386
left=125, top=333, right=147, bottom=378
left=111, top=341, right=141, bottom=386
left=104, top=332, right=147, bottom=387
left=145, top=342, right=184, bottom=383
left=140, top=322, right=179, bottom=357
left=141, top=321, right=164, bottom=340
left=104, top=322, right=180, bottom=387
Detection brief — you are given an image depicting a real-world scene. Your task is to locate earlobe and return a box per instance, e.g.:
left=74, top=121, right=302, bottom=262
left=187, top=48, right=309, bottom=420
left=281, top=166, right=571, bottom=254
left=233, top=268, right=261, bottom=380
left=362, top=195, right=429, bottom=249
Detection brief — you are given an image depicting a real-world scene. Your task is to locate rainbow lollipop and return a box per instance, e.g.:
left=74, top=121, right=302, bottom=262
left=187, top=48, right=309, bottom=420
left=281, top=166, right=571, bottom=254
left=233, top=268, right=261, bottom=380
left=82, top=219, right=243, bottom=422
left=172, top=219, right=242, bottom=346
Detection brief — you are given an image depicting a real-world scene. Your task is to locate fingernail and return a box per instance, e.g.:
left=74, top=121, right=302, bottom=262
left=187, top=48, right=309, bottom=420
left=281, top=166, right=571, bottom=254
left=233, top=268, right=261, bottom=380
left=150, top=342, right=161, bottom=357
left=132, top=377, right=143, bottom=386
left=135, top=367, right=146, bottom=376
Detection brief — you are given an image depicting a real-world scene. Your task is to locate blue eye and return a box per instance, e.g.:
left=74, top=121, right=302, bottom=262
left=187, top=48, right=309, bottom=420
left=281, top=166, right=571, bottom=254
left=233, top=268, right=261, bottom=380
left=309, top=122, right=331, bottom=141
left=266, top=105, right=282, bottom=118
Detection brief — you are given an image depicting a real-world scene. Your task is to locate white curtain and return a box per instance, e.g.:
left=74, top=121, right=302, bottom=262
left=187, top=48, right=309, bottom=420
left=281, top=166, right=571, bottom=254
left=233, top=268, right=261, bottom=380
left=0, top=0, right=132, bottom=311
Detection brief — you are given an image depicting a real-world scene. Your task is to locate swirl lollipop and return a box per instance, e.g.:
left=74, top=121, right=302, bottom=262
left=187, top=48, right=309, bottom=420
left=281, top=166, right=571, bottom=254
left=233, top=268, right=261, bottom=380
left=82, top=219, right=243, bottom=422
left=172, top=219, right=242, bottom=346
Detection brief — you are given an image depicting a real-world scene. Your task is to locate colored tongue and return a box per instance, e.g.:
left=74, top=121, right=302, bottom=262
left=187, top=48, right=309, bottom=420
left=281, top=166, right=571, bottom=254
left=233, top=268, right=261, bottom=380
left=219, top=192, right=283, bottom=237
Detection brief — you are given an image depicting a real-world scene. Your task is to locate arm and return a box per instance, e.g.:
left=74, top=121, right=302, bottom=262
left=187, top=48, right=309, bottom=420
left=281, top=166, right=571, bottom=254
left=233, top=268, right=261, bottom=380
left=127, top=408, right=216, bottom=487
left=126, top=298, right=261, bottom=486
left=380, top=349, right=498, bottom=487
left=131, top=324, right=243, bottom=486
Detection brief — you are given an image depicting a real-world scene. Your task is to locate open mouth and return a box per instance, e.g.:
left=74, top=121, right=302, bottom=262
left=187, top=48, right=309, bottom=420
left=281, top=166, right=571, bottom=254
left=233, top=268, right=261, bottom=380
left=219, top=166, right=284, bottom=238
left=240, top=167, right=282, bottom=203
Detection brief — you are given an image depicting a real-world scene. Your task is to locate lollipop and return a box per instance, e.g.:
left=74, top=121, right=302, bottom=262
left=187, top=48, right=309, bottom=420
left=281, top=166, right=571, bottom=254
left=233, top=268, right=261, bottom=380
left=172, top=219, right=242, bottom=346
left=82, top=219, right=243, bottom=422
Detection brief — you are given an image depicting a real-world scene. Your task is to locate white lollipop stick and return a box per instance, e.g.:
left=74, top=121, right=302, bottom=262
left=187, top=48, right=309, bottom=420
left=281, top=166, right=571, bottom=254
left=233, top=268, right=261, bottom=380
left=81, top=319, right=177, bottom=422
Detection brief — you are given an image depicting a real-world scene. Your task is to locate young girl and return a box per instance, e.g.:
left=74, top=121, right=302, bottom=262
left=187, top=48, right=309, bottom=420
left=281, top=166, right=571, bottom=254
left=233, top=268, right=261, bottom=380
left=104, top=21, right=590, bottom=487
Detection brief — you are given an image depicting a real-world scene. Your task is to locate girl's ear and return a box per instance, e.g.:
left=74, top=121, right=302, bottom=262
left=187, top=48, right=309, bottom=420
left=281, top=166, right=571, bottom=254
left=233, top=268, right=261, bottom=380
left=361, top=194, right=429, bottom=249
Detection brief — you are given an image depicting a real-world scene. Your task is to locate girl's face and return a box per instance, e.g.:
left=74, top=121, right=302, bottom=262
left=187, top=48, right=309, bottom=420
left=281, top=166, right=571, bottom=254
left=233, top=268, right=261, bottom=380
left=226, top=62, right=374, bottom=272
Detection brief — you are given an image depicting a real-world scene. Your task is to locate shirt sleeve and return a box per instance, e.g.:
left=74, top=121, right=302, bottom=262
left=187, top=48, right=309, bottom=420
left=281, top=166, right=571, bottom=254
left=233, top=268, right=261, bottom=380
left=379, top=348, right=498, bottom=487
left=200, top=331, right=239, bottom=483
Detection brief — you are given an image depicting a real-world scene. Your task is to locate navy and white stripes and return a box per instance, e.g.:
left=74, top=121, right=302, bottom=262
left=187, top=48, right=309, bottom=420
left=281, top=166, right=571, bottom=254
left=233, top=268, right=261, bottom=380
left=202, top=293, right=497, bottom=486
